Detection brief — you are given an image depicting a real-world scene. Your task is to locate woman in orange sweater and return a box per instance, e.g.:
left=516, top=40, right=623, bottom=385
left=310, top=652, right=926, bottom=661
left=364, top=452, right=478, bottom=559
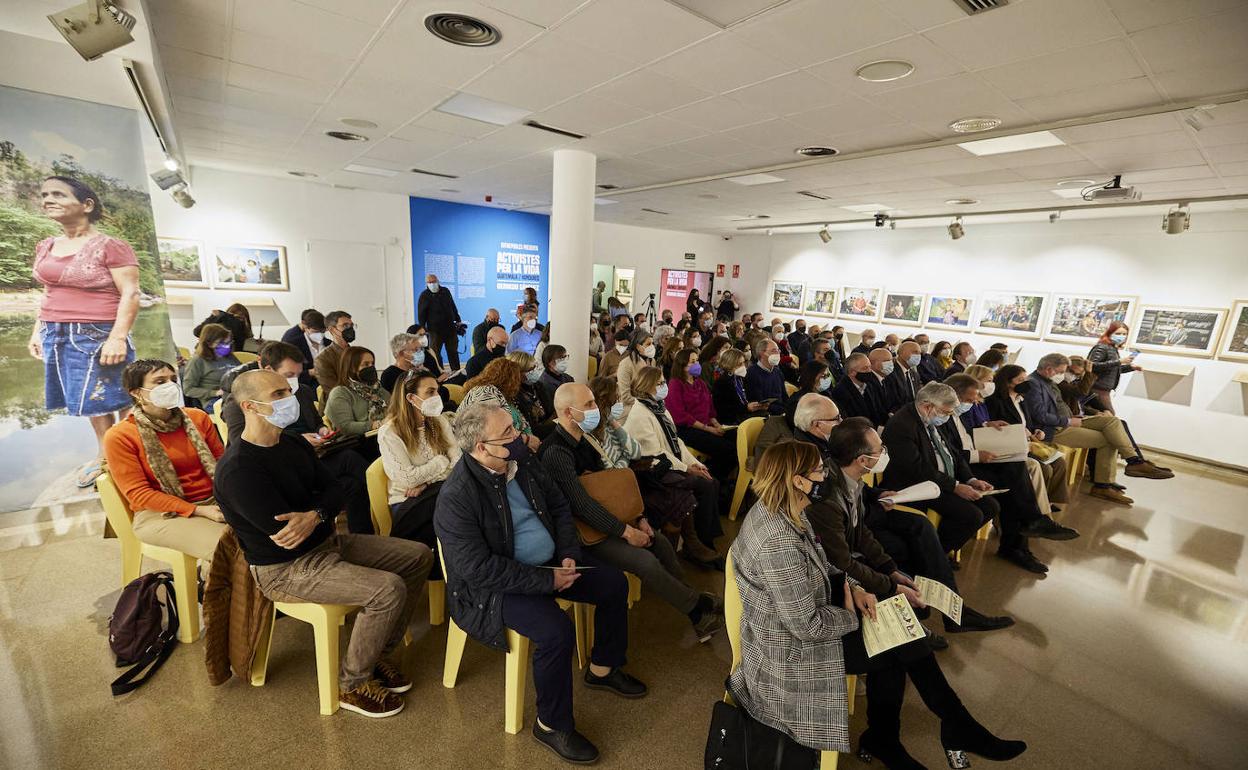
left=102, top=358, right=226, bottom=561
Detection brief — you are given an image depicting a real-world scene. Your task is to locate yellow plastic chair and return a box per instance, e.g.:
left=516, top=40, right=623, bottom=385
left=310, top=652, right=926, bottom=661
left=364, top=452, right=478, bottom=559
left=209, top=399, right=229, bottom=445
left=233, top=351, right=259, bottom=365
left=176, top=345, right=191, bottom=361
left=572, top=572, right=642, bottom=669
left=250, top=600, right=359, bottom=715
left=1065, top=446, right=1089, bottom=488
left=315, top=386, right=325, bottom=416
left=444, top=383, right=464, bottom=408
left=439, top=540, right=581, bottom=734
left=723, top=551, right=851, bottom=768
left=729, top=417, right=766, bottom=520
left=96, top=473, right=201, bottom=644
left=587, top=356, right=598, bottom=379
left=784, top=382, right=798, bottom=397
left=364, top=458, right=445, bottom=625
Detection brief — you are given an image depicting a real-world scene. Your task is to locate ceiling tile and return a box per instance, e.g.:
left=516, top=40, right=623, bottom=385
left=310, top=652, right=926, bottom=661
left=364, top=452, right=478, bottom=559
left=650, top=32, right=796, bottom=93
left=665, top=131, right=757, bottom=158
left=551, top=0, right=719, bottom=65
left=593, top=115, right=710, bottom=154
left=480, top=0, right=585, bottom=27
left=1151, top=66, right=1248, bottom=103
left=786, top=97, right=909, bottom=138
left=223, top=85, right=321, bottom=119
left=1012, top=160, right=1109, bottom=181
left=1204, top=143, right=1248, bottom=163
left=818, top=123, right=938, bottom=154
left=228, top=29, right=355, bottom=85
left=1015, top=77, right=1165, bottom=123
left=877, top=0, right=968, bottom=31
left=864, top=73, right=1031, bottom=136
left=1068, top=129, right=1197, bottom=157
left=226, top=62, right=335, bottom=103
left=1103, top=0, right=1247, bottom=34
left=296, top=0, right=404, bottom=25
left=530, top=94, right=650, bottom=136
left=1084, top=148, right=1212, bottom=174
left=167, top=73, right=225, bottom=103
left=464, top=35, right=634, bottom=112
left=933, top=169, right=1027, bottom=187
left=405, top=111, right=501, bottom=139
left=664, top=96, right=771, bottom=131
left=1126, top=165, right=1217, bottom=184
left=158, top=45, right=225, bottom=81
left=726, top=70, right=852, bottom=116
left=590, top=70, right=713, bottom=114
left=977, top=39, right=1145, bottom=101
left=806, top=34, right=968, bottom=97
left=981, top=144, right=1087, bottom=169
left=731, top=0, right=913, bottom=69
left=151, top=0, right=230, bottom=27
left=1053, top=113, right=1181, bottom=144
left=152, top=11, right=227, bottom=57
left=321, top=74, right=452, bottom=133
left=1129, top=6, right=1248, bottom=73
left=922, top=0, right=1123, bottom=70
left=716, top=117, right=834, bottom=149
left=365, top=135, right=467, bottom=166
left=233, top=0, right=378, bottom=55
left=631, top=144, right=712, bottom=168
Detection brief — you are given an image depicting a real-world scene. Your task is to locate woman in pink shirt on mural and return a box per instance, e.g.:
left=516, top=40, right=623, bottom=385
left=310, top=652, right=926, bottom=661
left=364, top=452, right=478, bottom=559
left=27, top=176, right=141, bottom=487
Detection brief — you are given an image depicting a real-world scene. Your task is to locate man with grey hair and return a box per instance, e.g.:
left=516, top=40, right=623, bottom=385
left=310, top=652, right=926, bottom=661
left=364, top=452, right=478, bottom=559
left=435, top=404, right=644, bottom=764
left=379, top=332, right=421, bottom=392
left=1025, top=353, right=1170, bottom=506
left=831, top=351, right=889, bottom=428
left=881, top=382, right=1000, bottom=558
left=745, top=336, right=787, bottom=415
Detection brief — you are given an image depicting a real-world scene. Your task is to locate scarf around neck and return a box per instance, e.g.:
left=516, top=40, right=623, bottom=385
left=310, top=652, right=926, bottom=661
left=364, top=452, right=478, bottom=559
left=347, top=378, right=388, bottom=422
left=638, top=396, right=682, bottom=457
left=131, top=407, right=217, bottom=500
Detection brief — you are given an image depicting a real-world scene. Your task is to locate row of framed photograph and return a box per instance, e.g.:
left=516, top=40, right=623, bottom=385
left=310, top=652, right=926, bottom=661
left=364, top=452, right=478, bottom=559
left=157, top=237, right=290, bottom=291
left=769, top=281, right=1248, bottom=362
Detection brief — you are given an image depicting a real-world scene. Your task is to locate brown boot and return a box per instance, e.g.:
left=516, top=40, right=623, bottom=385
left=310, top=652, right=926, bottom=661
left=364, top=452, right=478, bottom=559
left=679, top=515, right=720, bottom=565
left=1089, top=486, right=1134, bottom=506
left=1124, top=460, right=1174, bottom=479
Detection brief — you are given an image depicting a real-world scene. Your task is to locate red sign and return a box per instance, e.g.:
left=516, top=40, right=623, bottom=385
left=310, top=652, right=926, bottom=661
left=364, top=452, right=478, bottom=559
left=716, top=263, right=725, bottom=277
left=732, top=264, right=740, bottom=278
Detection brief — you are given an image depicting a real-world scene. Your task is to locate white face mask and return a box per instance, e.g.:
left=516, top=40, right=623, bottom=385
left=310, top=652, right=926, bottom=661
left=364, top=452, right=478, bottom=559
left=525, top=319, right=537, bottom=330
left=307, top=331, right=324, bottom=344
left=867, top=449, right=890, bottom=476
left=285, top=376, right=301, bottom=393
left=641, top=344, right=656, bottom=359
left=654, top=383, right=669, bottom=401
left=773, top=332, right=785, bottom=341
left=1064, top=372, right=1077, bottom=383
left=691, top=337, right=702, bottom=347
left=142, top=380, right=183, bottom=409
left=733, top=365, right=747, bottom=377
left=417, top=335, right=428, bottom=347
left=555, top=357, right=569, bottom=373
left=616, top=343, right=628, bottom=354
left=427, top=282, right=439, bottom=292
left=526, top=367, right=542, bottom=384
left=1049, top=372, right=1065, bottom=384
left=410, top=393, right=444, bottom=418
left=880, top=360, right=895, bottom=375
left=982, top=381, right=996, bottom=397
left=767, top=353, right=781, bottom=367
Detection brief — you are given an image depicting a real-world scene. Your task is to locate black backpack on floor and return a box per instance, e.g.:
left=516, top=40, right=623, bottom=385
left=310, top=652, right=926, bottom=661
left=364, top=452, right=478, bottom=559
left=108, top=571, right=180, bottom=696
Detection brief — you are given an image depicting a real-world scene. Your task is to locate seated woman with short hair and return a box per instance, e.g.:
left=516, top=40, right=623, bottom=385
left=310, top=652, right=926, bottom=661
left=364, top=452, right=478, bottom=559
left=182, top=322, right=240, bottom=410
left=378, top=372, right=460, bottom=572
left=710, top=348, right=767, bottom=426
left=459, top=356, right=543, bottom=452
left=102, top=359, right=226, bottom=562
left=537, top=343, right=574, bottom=415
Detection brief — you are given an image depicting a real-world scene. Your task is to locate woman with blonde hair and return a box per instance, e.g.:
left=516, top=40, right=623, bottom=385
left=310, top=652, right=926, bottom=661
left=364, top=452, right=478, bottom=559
left=460, top=356, right=541, bottom=451
left=506, top=350, right=553, bottom=437
left=623, top=366, right=722, bottom=566
left=615, top=329, right=656, bottom=417
left=378, top=371, right=460, bottom=569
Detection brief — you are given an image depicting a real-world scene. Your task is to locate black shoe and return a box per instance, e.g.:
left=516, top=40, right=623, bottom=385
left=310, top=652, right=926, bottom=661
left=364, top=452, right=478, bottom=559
left=532, top=723, right=599, bottom=765
left=1019, top=517, right=1079, bottom=541
left=998, top=547, right=1048, bottom=574
left=858, top=730, right=928, bottom=770
left=945, top=607, right=1014, bottom=634
left=941, top=717, right=1026, bottom=768
left=948, top=556, right=961, bottom=572
left=926, top=631, right=950, bottom=651
left=583, top=668, right=647, bottom=699
left=1109, top=482, right=1127, bottom=491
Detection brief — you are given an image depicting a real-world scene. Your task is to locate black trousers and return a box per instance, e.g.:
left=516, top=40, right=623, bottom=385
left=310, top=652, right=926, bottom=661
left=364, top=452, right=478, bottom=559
left=927, top=488, right=998, bottom=554
left=677, top=426, right=738, bottom=480
left=972, top=462, right=1041, bottom=552
left=427, top=328, right=460, bottom=370
left=321, top=449, right=374, bottom=534
left=865, top=651, right=969, bottom=744
left=500, top=559, right=628, bottom=732
left=866, top=506, right=958, bottom=592
left=684, top=472, right=724, bottom=548
left=389, top=484, right=442, bottom=579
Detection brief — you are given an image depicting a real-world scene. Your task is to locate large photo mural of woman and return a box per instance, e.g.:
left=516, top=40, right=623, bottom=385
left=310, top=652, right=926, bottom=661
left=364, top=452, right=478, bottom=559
left=0, top=84, right=175, bottom=517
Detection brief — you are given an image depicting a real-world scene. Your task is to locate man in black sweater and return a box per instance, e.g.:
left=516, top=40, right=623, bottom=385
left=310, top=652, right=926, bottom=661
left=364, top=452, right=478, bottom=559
left=539, top=383, right=722, bottom=642
left=417, top=273, right=463, bottom=369
left=215, top=370, right=432, bottom=719
left=464, top=325, right=509, bottom=379
left=831, top=352, right=890, bottom=429
left=471, top=308, right=502, bottom=353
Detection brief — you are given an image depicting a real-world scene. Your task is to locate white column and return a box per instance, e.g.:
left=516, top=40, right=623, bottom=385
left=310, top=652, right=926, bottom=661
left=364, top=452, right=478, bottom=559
left=548, top=148, right=596, bottom=383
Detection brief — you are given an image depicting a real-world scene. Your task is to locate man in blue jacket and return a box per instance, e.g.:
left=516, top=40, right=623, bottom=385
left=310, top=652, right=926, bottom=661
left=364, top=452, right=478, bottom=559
left=744, top=338, right=788, bottom=415
left=434, top=404, right=645, bottom=764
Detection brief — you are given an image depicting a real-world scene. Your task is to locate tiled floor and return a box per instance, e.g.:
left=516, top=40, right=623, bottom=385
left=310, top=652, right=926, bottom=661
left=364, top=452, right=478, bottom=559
left=1, top=455, right=1246, bottom=769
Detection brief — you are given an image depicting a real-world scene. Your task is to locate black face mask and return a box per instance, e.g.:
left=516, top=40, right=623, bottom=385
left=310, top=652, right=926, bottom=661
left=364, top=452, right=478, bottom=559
left=852, top=370, right=869, bottom=384
left=803, top=477, right=828, bottom=503
left=1014, top=380, right=1031, bottom=395
left=833, top=332, right=843, bottom=340
left=340, top=326, right=356, bottom=344
left=358, top=365, right=378, bottom=384
left=485, top=434, right=529, bottom=461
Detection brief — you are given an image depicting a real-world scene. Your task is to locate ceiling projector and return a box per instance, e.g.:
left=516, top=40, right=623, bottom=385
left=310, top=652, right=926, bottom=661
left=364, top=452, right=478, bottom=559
left=48, top=1, right=135, bottom=61
left=1085, top=175, right=1140, bottom=202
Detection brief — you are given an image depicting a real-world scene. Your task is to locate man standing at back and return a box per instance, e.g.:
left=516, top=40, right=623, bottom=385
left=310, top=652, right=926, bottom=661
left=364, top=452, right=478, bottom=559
left=418, top=273, right=463, bottom=370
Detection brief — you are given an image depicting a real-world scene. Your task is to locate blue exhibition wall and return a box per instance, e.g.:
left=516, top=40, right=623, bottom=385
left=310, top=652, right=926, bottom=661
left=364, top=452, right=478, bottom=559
left=408, top=197, right=550, bottom=358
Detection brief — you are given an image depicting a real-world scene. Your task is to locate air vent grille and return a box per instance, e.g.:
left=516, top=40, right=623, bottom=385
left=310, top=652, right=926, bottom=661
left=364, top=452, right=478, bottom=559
left=411, top=168, right=459, bottom=179
left=523, top=120, right=586, bottom=140
left=950, top=0, right=1008, bottom=15
left=425, top=13, right=501, bottom=46
left=640, top=207, right=670, bottom=215
left=797, top=190, right=831, bottom=201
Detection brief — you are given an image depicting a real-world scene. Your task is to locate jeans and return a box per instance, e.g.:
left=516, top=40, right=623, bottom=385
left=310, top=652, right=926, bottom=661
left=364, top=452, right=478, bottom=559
left=252, top=535, right=433, bottom=690
left=585, top=533, right=699, bottom=615
left=40, top=320, right=134, bottom=416
left=500, top=560, right=628, bottom=732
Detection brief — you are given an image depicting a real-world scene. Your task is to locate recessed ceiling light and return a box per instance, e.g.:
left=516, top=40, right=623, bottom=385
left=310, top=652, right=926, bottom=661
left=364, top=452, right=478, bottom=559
left=325, top=130, right=369, bottom=141
left=288, top=171, right=318, bottom=178
left=945, top=198, right=980, bottom=205
left=1050, top=188, right=1085, bottom=199
left=841, top=203, right=892, bottom=213
left=727, top=172, right=785, bottom=186
left=855, top=59, right=915, bottom=83
left=795, top=146, right=838, bottom=157
left=1056, top=178, right=1096, bottom=187
left=948, top=116, right=1002, bottom=134
left=728, top=214, right=771, bottom=221
left=594, top=198, right=619, bottom=206
left=424, top=13, right=500, bottom=47
left=697, top=193, right=719, bottom=199
left=440, top=188, right=459, bottom=193
left=344, top=163, right=398, bottom=177
left=959, top=130, right=1064, bottom=156
left=435, top=92, right=530, bottom=127
left=340, top=117, right=378, bottom=129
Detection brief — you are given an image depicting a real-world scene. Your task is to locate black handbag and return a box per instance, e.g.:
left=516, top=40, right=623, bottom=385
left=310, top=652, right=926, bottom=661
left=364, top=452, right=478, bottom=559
left=705, top=681, right=818, bottom=770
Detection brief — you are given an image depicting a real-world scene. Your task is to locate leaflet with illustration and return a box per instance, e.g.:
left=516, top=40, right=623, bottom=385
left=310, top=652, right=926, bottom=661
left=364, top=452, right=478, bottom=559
left=915, top=576, right=963, bottom=625
left=878, top=480, right=941, bottom=506
left=861, top=593, right=927, bottom=657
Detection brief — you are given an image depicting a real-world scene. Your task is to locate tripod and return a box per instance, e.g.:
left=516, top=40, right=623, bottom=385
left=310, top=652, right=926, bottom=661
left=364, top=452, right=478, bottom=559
left=642, top=293, right=657, bottom=328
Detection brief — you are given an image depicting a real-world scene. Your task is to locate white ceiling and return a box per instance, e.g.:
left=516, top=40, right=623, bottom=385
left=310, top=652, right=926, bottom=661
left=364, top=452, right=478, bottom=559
left=10, top=0, right=1248, bottom=232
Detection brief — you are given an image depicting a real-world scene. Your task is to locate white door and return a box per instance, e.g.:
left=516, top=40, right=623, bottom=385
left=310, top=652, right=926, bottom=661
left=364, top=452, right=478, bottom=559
left=307, top=239, right=405, bottom=362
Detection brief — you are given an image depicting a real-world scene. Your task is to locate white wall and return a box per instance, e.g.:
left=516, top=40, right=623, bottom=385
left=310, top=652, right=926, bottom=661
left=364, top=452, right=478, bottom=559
left=752, top=212, right=1248, bottom=468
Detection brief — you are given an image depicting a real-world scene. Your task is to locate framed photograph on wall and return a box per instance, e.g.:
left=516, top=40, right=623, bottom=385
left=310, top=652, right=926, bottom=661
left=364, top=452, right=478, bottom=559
left=1043, top=293, right=1137, bottom=345
left=1131, top=305, right=1228, bottom=358
left=924, top=294, right=975, bottom=330
left=770, top=280, right=805, bottom=312
left=613, top=267, right=635, bottom=309
left=976, top=291, right=1048, bottom=338
left=1215, top=300, right=1248, bottom=362
left=157, top=237, right=208, bottom=288
left=803, top=286, right=838, bottom=317
left=213, top=244, right=289, bottom=290
left=881, top=291, right=925, bottom=327
left=838, top=286, right=881, bottom=321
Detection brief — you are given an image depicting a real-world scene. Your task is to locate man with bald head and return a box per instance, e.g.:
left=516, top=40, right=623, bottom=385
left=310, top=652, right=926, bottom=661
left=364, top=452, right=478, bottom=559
left=464, top=325, right=509, bottom=379
left=539, top=383, right=723, bottom=643
left=417, top=272, right=463, bottom=369
left=214, top=369, right=433, bottom=718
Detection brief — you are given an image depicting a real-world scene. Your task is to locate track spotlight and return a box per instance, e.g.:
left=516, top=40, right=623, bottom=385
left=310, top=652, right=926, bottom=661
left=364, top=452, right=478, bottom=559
left=1049, top=211, right=1060, bottom=223
left=947, top=216, right=964, bottom=240
left=888, top=219, right=896, bottom=230
left=874, top=213, right=888, bottom=228
left=765, top=228, right=774, bottom=236
left=163, top=156, right=179, bottom=171
left=1162, top=204, right=1189, bottom=235
left=818, top=226, right=832, bottom=243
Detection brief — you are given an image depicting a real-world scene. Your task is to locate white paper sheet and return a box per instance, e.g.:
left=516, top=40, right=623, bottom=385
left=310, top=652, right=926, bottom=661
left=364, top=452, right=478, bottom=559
left=973, top=424, right=1029, bottom=458
left=878, top=480, right=941, bottom=506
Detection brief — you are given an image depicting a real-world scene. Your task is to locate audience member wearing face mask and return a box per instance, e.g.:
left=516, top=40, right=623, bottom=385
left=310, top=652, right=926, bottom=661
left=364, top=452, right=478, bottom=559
left=314, top=310, right=357, bottom=409
left=464, top=325, right=509, bottom=380
left=665, top=349, right=738, bottom=481
left=325, top=346, right=388, bottom=455
left=281, top=308, right=326, bottom=386
left=459, top=357, right=544, bottom=453
left=852, top=329, right=878, bottom=357
left=615, top=331, right=658, bottom=418
left=1086, top=320, right=1142, bottom=414
left=710, top=348, right=768, bottom=425
left=470, top=308, right=503, bottom=354
left=830, top=352, right=890, bottom=430
left=182, top=322, right=240, bottom=410
left=745, top=338, right=790, bottom=416
left=984, top=364, right=1075, bottom=515
left=536, top=344, right=574, bottom=417
left=507, top=351, right=554, bottom=439
left=507, top=308, right=545, bottom=356
left=945, top=342, right=976, bottom=376
left=417, top=273, right=464, bottom=370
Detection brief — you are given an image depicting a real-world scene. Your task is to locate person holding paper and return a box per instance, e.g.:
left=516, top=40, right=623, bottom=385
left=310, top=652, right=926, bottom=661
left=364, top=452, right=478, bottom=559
left=985, top=365, right=1074, bottom=512
left=1087, top=320, right=1141, bottom=414
left=881, top=383, right=999, bottom=557
left=732, top=441, right=1027, bottom=770
left=945, top=374, right=1079, bottom=574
